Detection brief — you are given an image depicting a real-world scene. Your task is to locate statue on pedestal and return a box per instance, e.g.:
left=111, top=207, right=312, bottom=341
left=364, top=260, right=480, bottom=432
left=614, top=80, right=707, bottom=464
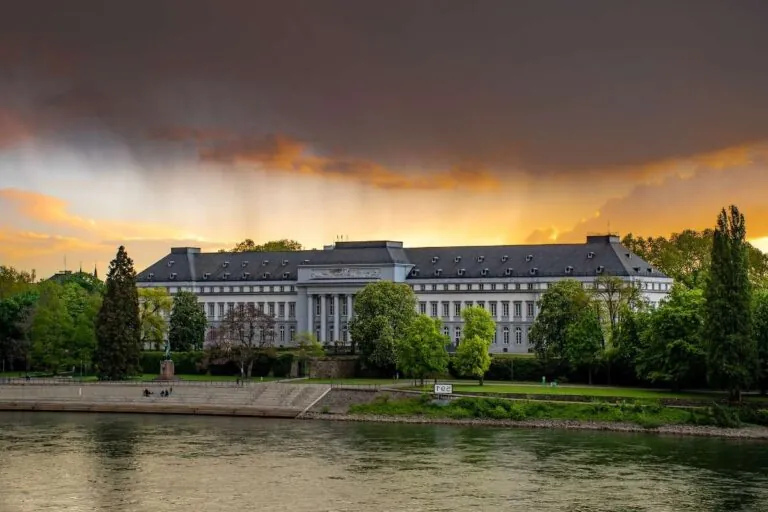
left=159, top=339, right=175, bottom=380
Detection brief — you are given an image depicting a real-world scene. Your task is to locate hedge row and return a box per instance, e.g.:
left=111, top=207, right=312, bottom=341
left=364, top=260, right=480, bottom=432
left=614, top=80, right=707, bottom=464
left=138, top=351, right=297, bottom=378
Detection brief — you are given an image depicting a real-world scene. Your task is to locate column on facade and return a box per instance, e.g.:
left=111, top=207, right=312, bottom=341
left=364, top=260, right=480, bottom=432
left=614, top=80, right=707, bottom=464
left=346, top=294, right=353, bottom=321
left=333, top=294, right=340, bottom=342
left=283, top=301, right=289, bottom=321
left=320, top=294, right=327, bottom=342
left=448, top=301, right=454, bottom=321
left=495, top=300, right=502, bottom=322
left=307, top=293, right=314, bottom=335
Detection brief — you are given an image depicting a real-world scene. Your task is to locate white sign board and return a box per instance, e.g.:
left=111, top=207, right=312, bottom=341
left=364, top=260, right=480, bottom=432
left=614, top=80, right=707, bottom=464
left=433, top=384, right=453, bottom=394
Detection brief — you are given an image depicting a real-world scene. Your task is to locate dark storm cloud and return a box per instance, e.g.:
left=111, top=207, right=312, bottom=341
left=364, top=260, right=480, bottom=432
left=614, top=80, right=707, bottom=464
left=2, top=0, right=768, bottom=174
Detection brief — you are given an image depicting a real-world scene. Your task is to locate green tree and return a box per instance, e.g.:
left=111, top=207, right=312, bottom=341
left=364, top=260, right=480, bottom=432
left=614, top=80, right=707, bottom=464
left=30, top=282, right=74, bottom=373
left=206, top=304, right=274, bottom=378
left=138, top=287, right=172, bottom=350
left=221, top=239, right=303, bottom=253
left=94, top=246, right=141, bottom=380
left=0, top=289, right=38, bottom=371
left=454, top=335, right=491, bottom=385
left=0, top=266, right=36, bottom=300
left=564, top=309, right=604, bottom=385
left=168, top=291, right=208, bottom=351
left=349, top=281, right=417, bottom=370
left=752, top=290, right=768, bottom=395
left=529, top=279, right=591, bottom=361
left=704, top=206, right=756, bottom=401
left=395, top=314, right=449, bottom=384
left=294, top=331, right=325, bottom=377
left=609, top=306, right=650, bottom=385
left=591, top=274, right=645, bottom=344
left=461, top=306, right=496, bottom=345
left=636, top=287, right=706, bottom=391
left=71, top=294, right=101, bottom=376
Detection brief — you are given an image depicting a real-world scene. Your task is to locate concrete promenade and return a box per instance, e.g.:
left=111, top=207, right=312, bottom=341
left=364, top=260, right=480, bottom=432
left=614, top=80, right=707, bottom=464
left=0, top=380, right=332, bottom=418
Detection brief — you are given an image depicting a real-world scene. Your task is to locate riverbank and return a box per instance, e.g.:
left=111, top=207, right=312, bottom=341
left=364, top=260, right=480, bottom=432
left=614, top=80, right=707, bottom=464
left=301, top=412, right=768, bottom=440
left=302, top=393, right=768, bottom=440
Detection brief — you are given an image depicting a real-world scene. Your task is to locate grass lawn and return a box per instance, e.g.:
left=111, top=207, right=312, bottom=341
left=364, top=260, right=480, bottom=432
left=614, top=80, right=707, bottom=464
left=443, top=383, right=710, bottom=400
left=0, top=373, right=284, bottom=382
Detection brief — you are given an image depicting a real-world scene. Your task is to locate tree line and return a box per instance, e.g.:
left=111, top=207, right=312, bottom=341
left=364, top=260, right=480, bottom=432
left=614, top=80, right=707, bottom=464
left=532, top=206, right=767, bottom=399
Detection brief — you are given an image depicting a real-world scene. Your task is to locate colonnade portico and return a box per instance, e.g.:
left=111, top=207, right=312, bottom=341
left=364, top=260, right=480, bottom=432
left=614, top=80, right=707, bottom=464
left=306, top=291, right=355, bottom=343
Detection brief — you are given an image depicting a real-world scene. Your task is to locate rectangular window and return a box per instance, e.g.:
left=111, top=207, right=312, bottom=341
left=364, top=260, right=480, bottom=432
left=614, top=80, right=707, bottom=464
left=515, top=327, right=523, bottom=344
left=279, top=325, right=285, bottom=342
left=315, top=298, right=321, bottom=316
left=290, top=326, right=296, bottom=341
left=208, top=303, right=215, bottom=317
left=420, top=302, right=427, bottom=315
left=490, top=302, right=497, bottom=317
left=479, top=283, right=485, bottom=291
left=477, top=301, right=485, bottom=310
left=258, top=303, right=264, bottom=313
left=227, top=302, right=234, bottom=314
left=218, top=303, right=224, bottom=317
left=268, top=303, right=275, bottom=316
left=278, top=303, right=285, bottom=318
left=329, top=299, right=334, bottom=316
left=289, top=303, right=296, bottom=318
left=502, top=302, right=509, bottom=317
left=431, top=284, right=436, bottom=291
left=527, top=283, right=534, bottom=290
left=491, top=283, right=497, bottom=290
left=527, top=302, right=534, bottom=317
left=442, top=302, right=449, bottom=317
left=443, top=326, right=450, bottom=338
left=464, top=301, right=472, bottom=309
left=342, top=324, right=348, bottom=341
left=514, top=302, right=522, bottom=318
left=454, top=302, right=461, bottom=317
left=454, top=327, right=461, bottom=344
left=342, top=299, right=348, bottom=316
left=431, top=302, right=438, bottom=317
left=516, top=283, right=521, bottom=290
left=503, top=327, right=510, bottom=344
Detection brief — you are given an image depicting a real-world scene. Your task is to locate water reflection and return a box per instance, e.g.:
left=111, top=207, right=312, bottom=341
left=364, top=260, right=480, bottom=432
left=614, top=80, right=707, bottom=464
left=0, top=413, right=766, bottom=511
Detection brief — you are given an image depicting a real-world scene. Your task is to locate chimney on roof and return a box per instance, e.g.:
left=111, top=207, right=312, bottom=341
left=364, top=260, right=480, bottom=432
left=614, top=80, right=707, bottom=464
left=586, top=234, right=621, bottom=244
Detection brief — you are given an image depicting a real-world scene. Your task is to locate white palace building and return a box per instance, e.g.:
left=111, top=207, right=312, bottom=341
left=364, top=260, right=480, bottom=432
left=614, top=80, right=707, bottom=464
left=136, top=235, right=672, bottom=354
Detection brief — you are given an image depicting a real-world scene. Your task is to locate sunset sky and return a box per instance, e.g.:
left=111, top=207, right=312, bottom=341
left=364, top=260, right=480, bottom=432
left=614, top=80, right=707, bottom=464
left=2, top=0, right=768, bottom=278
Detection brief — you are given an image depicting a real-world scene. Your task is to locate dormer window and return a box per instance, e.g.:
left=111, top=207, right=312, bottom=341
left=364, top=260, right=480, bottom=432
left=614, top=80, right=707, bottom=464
left=454, top=256, right=462, bottom=263
left=646, top=267, right=653, bottom=273
left=504, top=267, right=513, bottom=276
left=625, top=253, right=632, bottom=259
left=169, top=272, right=177, bottom=280
left=282, top=259, right=289, bottom=266
left=477, top=255, right=485, bottom=263
left=303, top=259, right=310, bottom=264
left=526, top=255, right=534, bottom=262
left=262, top=260, right=269, bottom=266
left=481, top=268, right=489, bottom=276
left=262, top=272, right=271, bottom=279
left=223, top=272, right=231, bottom=280
left=596, top=266, right=605, bottom=274
left=565, top=266, right=574, bottom=274
left=282, top=272, right=290, bottom=279
left=633, top=266, right=641, bottom=272
left=411, top=267, right=420, bottom=277
left=529, top=268, right=538, bottom=275
left=457, top=268, right=466, bottom=276
left=223, top=261, right=230, bottom=268
left=587, top=252, right=595, bottom=259
left=431, top=256, right=439, bottom=264
left=147, top=272, right=154, bottom=280
left=167, top=260, right=175, bottom=267
left=203, top=272, right=211, bottom=280
left=241, top=261, right=249, bottom=268
left=434, top=269, right=443, bottom=277
left=501, top=255, right=509, bottom=262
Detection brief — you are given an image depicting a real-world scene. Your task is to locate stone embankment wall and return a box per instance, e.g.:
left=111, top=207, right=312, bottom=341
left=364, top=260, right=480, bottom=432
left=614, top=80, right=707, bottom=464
left=0, top=382, right=331, bottom=418
left=309, top=357, right=358, bottom=379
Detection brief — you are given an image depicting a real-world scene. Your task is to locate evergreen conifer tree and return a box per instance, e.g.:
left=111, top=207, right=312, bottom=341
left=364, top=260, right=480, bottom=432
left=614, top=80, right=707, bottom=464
left=704, top=205, right=756, bottom=401
left=94, top=246, right=141, bottom=380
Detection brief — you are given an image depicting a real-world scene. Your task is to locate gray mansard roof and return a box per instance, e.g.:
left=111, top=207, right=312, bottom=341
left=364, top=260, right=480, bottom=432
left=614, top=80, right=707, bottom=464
left=136, top=235, right=668, bottom=283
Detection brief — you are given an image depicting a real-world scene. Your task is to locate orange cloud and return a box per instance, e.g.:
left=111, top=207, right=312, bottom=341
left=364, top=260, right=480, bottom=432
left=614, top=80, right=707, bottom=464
left=544, top=145, right=768, bottom=245
left=187, top=132, right=501, bottom=191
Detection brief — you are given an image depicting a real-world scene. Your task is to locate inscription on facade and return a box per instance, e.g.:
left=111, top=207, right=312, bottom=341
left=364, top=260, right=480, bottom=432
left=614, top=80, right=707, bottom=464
left=310, top=268, right=381, bottom=279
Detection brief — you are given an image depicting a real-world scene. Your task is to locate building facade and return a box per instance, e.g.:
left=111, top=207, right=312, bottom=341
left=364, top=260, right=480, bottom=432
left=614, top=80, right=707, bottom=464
left=136, top=234, right=672, bottom=354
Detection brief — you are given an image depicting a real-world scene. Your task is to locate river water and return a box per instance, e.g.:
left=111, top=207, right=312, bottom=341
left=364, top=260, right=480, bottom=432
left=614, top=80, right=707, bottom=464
left=0, top=413, right=767, bottom=511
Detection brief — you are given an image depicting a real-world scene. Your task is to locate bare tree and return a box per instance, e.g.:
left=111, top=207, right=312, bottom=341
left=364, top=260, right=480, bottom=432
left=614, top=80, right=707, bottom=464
left=205, top=303, right=275, bottom=378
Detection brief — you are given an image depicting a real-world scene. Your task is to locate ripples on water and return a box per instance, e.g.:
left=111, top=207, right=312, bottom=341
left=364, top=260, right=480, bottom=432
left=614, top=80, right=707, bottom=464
left=0, top=412, right=766, bottom=512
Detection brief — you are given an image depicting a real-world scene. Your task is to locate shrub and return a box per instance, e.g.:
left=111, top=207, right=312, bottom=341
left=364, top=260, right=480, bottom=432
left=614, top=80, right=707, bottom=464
left=139, top=351, right=205, bottom=375
left=272, top=353, right=294, bottom=377
left=508, top=404, right=527, bottom=421
left=489, top=405, right=509, bottom=420
left=709, top=403, right=742, bottom=428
